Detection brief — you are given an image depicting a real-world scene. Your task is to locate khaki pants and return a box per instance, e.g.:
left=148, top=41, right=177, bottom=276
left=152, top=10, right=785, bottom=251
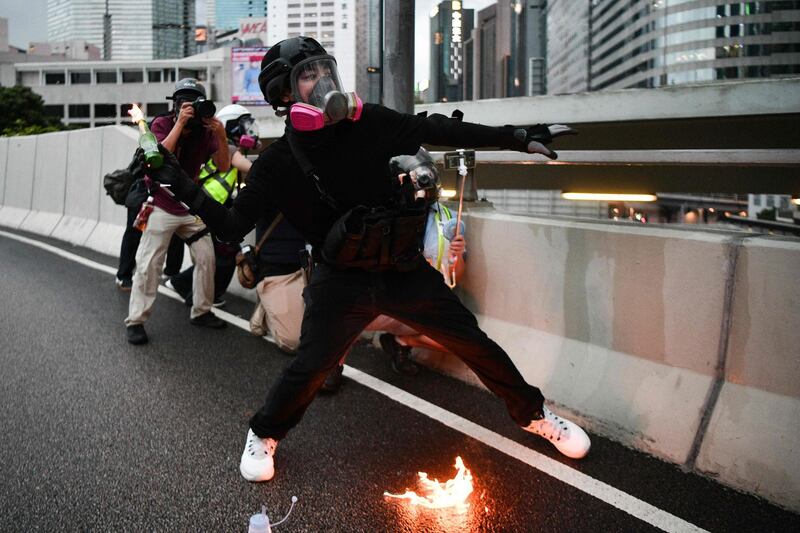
left=125, top=207, right=215, bottom=325
left=250, top=269, right=305, bottom=353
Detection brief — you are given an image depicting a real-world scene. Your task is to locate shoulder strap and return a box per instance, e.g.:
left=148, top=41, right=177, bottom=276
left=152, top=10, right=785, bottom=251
left=254, top=213, right=284, bottom=254
left=285, top=132, right=341, bottom=212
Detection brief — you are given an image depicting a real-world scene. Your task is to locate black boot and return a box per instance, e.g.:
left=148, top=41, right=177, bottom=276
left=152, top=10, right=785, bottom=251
left=379, top=333, right=419, bottom=376
left=126, top=324, right=148, bottom=345
left=190, top=312, right=227, bottom=329
left=320, top=364, right=344, bottom=394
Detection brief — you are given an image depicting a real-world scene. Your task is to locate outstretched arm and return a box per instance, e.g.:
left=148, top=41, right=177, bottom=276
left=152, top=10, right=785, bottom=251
left=375, top=105, right=576, bottom=159
left=141, top=144, right=263, bottom=242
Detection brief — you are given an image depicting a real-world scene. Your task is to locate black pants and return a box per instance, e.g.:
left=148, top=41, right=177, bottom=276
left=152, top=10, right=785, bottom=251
left=250, top=261, right=545, bottom=440
left=169, top=249, right=237, bottom=301
left=116, top=205, right=184, bottom=282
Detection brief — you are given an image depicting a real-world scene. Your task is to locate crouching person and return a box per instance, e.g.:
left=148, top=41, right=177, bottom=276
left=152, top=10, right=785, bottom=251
left=248, top=208, right=308, bottom=353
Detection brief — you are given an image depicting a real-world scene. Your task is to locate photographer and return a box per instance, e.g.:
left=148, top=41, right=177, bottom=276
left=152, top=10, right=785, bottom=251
left=143, top=37, right=590, bottom=480
left=167, top=104, right=261, bottom=308
left=124, top=78, right=229, bottom=345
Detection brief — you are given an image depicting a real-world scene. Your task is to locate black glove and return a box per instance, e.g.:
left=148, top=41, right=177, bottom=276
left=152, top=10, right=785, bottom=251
left=136, top=143, right=205, bottom=209
left=512, top=123, right=577, bottom=160
left=138, top=143, right=188, bottom=186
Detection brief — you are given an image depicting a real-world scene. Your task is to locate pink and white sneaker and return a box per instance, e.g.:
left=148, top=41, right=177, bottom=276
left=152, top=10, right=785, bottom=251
left=523, top=406, right=591, bottom=459
left=240, top=429, right=278, bottom=482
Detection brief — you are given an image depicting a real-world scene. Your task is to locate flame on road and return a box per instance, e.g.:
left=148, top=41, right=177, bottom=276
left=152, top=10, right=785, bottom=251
left=384, top=456, right=474, bottom=513
left=128, top=103, right=145, bottom=124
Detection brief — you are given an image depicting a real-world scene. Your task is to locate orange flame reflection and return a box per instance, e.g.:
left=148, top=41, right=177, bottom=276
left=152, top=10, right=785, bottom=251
left=128, top=103, right=145, bottom=124
left=384, top=456, right=474, bottom=513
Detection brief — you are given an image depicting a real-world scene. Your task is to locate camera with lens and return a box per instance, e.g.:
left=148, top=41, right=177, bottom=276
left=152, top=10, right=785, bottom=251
left=412, top=168, right=436, bottom=190
left=191, top=97, right=216, bottom=119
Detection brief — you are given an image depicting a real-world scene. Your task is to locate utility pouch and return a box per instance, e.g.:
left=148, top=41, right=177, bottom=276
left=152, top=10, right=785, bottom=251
left=322, top=206, right=427, bottom=272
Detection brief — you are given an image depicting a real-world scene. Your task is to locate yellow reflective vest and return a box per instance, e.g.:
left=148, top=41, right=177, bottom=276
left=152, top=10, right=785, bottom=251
left=198, top=159, right=238, bottom=205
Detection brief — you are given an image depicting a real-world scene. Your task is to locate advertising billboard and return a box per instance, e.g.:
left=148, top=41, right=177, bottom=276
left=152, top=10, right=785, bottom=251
left=231, top=47, right=268, bottom=105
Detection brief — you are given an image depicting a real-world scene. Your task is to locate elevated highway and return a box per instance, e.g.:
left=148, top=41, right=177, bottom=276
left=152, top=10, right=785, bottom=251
left=0, top=80, right=799, bottom=526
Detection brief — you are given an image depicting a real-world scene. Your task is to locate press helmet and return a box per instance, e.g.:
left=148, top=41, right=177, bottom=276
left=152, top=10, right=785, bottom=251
left=258, top=36, right=328, bottom=109
left=215, top=104, right=259, bottom=149
left=171, top=78, right=206, bottom=100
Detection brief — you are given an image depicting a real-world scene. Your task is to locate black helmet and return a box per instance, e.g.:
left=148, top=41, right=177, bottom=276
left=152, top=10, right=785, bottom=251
left=258, top=36, right=328, bottom=108
left=171, top=78, right=206, bottom=100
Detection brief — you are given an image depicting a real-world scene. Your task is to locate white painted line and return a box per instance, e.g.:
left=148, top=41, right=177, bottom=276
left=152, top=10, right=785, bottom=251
left=0, top=228, right=707, bottom=533
left=344, top=366, right=706, bottom=533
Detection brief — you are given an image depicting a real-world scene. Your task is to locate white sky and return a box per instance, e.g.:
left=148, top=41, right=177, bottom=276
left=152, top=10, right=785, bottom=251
left=1, top=0, right=495, bottom=84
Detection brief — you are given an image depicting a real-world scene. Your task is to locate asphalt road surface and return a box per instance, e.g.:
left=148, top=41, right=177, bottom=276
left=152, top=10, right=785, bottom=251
left=0, top=229, right=798, bottom=532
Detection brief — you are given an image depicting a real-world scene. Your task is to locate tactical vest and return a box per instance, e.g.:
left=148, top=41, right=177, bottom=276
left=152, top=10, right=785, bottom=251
left=198, top=159, right=238, bottom=205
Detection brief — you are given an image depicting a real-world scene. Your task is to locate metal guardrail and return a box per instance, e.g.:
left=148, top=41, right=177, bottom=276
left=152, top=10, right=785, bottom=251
left=428, top=149, right=800, bottom=195
left=430, top=149, right=800, bottom=166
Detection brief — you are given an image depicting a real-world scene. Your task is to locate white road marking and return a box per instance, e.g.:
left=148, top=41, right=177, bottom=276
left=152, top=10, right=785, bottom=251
left=0, top=228, right=708, bottom=533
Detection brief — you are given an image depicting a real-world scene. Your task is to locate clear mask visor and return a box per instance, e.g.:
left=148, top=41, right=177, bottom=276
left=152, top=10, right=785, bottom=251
left=239, top=116, right=259, bottom=138
left=289, top=56, right=344, bottom=109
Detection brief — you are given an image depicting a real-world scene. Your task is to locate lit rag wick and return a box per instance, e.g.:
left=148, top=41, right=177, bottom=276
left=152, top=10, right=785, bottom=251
left=384, top=456, right=474, bottom=512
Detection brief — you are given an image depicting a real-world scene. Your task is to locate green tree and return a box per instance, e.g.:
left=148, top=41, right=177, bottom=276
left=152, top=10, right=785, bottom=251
left=0, top=86, right=66, bottom=136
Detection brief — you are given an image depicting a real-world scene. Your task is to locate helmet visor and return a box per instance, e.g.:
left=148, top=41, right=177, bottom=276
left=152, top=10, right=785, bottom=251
left=289, top=56, right=343, bottom=108
left=238, top=116, right=259, bottom=138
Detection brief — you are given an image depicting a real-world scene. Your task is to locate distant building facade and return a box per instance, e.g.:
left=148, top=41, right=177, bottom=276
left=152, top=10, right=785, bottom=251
left=428, top=0, right=475, bottom=102
left=547, top=0, right=800, bottom=95
left=471, top=0, right=547, bottom=99
left=546, top=0, right=591, bottom=95
left=265, top=0, right=356, bottom=91
left=47, top=0, right=197, bottom=61
left=213, top=0, right=268, bottom=32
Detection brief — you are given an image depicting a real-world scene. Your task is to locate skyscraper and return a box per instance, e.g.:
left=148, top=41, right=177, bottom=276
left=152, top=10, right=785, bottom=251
left=589, top=0, right=800, bottom=91
left=546, top=0, right=590, bottom=95
left=213, top=0, right=268, bottom=33
left=355, top=0, right=382, bottom=104
left=266, top=1, right=357, bottom=91
left=471, top=0, right=547, bottom=100
left=429, top=0, right=475, bottom=103
left=47, top=0, right=196, bottom=60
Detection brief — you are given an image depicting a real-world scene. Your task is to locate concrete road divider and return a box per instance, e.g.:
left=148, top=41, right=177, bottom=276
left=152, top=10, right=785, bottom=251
left=1, top=128, right=798, bottom=512
left=22, top=131, right=70, bottom=236
left=0, top=135, right=36, bottom=229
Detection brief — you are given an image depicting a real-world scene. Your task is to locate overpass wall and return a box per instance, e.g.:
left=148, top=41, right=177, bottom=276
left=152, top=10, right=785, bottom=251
left=0, top=126, right=798, bottom=511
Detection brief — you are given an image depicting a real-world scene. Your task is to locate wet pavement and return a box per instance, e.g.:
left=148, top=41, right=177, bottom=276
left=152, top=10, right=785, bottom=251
left=0, top=230, right=798, bottom=532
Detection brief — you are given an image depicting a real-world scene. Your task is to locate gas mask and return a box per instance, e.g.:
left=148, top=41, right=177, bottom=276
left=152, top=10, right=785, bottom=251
left=408, top=165, right=441, bottom=202
left=288, top=56, right=362, bottom=131
left=234, top=116, right=260, bottom=150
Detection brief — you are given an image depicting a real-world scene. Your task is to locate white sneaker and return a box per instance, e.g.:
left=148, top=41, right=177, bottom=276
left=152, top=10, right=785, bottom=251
left=240, top=429, right=278, bottom=482
left=523, top=406, right=591, bottom=459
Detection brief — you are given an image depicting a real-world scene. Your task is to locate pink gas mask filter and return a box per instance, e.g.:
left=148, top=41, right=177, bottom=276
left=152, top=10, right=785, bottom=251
left=289, top=91, right=363, bottom=131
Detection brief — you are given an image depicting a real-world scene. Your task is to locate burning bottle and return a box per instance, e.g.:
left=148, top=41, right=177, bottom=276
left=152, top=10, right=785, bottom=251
left=128, top=104, right=163, bottom=168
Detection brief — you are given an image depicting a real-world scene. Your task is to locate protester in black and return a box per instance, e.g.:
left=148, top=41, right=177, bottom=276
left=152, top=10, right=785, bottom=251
left=143, top=36, right=590, bottom=482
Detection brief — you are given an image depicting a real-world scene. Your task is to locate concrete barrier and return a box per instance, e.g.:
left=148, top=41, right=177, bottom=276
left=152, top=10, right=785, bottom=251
left=1, top=127, right=798, bottom=511
left=0, top=137, right=8, bottom=205
left=411, top=209, right=800, bottom=511
left=51, top=128, right=104, bottom=245
left=84, top=126, right=137, bottom=256
left=21, top=131, right=70, bottom=236
left=427, top=212, right=731, bottom=462
left=696, top=237, right=800, bottom=511
left=0, top=135, right=36, bottom=228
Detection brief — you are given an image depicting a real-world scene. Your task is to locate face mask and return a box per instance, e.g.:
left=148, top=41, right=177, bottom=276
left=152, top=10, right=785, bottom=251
left=288, top=56, right=363, bottom=131
left=239, top=135, right=257, bottom=149
left=234, top=116, right=259, bottom=149
left=289, top=90, right=363, bottom=131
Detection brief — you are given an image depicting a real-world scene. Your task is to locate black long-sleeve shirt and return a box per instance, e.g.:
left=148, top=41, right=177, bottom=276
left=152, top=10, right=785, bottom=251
left=188, top=104, right=525, bottom=249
